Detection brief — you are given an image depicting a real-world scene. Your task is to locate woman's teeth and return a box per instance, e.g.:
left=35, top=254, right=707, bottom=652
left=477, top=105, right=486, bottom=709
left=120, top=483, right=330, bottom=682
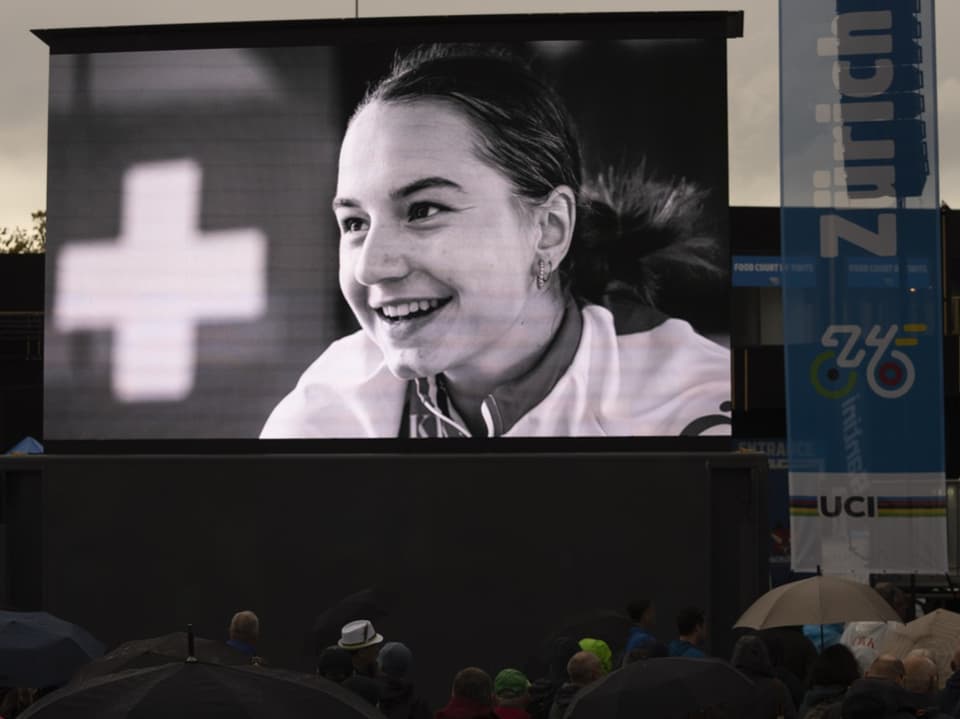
left=379, top=298, right=443, bottom=320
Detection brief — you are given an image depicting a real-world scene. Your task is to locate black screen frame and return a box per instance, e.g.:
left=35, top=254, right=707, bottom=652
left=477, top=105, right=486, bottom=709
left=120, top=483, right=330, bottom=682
left=34, top=12, right=743, bottom=54
left=37, top=11, right=742, bottom=455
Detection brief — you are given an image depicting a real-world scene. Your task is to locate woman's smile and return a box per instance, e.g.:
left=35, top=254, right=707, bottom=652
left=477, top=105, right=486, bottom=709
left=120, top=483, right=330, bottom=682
left=373, top=296, right=451, bottom=322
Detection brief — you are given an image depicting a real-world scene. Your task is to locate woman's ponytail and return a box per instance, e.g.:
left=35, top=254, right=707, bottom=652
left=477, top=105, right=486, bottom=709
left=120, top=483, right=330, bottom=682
left=564, top=166, right=724, bottom=308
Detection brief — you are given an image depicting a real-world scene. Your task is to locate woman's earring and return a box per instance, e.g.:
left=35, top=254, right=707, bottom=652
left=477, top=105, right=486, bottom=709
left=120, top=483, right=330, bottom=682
left=536, top=258, right=552, bottom=290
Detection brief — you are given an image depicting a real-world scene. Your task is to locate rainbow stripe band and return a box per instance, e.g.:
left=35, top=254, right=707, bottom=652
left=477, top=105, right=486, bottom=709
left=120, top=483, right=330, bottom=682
left=787, top=495, right=946, bottom=517
left=877, top=497, right=947, bottom=517
left=876, top=496, right=946, bottom=508
left=789, top=495, right=818, bottom=517
left=877, top=496, right=946, bottom=517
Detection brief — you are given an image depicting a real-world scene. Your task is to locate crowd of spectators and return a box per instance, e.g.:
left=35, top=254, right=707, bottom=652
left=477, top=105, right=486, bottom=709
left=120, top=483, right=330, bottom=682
left=5, top=591, right=960, bottom=719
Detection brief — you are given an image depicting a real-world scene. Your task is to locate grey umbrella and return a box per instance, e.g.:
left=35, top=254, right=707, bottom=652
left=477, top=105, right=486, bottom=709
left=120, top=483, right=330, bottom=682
left=735, top=575, right=900, bottom=629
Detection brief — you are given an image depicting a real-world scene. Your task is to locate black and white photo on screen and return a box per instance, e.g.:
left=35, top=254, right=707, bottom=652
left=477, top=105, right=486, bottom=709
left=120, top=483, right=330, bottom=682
left=44, top=36, right=732, bottom=440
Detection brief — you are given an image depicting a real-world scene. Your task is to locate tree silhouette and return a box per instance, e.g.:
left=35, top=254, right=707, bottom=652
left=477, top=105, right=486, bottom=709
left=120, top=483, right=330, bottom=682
left=0, top=210, right=46, bottom=254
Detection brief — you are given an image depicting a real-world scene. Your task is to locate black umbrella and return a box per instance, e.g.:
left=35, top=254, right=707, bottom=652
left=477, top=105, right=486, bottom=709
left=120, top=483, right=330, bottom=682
left=565, top=657, right=755, bottom=719
left=308, top=587, right=393, bottom=655
left=70, top=630, right=251, bottom=684
left=20, top=661, right=385, bottom=719
left=0, top=611, right=104, bottom=688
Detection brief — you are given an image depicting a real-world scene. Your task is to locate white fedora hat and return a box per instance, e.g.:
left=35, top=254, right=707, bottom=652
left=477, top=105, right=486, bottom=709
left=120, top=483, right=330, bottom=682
left=338, top=619, right=384, bottom=650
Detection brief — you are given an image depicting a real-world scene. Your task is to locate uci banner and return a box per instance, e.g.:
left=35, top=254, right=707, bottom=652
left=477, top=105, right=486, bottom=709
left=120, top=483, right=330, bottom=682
left=780, top=0, right=946, bottom=574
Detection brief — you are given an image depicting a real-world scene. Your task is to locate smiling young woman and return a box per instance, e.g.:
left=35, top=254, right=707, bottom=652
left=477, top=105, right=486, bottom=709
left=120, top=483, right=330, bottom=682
left=261, top=44, right=731, bottom=439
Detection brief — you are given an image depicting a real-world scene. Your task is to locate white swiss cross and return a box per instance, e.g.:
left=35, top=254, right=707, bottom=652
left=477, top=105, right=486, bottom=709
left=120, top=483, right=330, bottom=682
left=54, top=159, right=267, bottom=402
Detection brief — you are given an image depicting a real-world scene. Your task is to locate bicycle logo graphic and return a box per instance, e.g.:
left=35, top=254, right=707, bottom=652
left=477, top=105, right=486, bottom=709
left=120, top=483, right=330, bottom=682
left=810, top=323, right=925, bottom=400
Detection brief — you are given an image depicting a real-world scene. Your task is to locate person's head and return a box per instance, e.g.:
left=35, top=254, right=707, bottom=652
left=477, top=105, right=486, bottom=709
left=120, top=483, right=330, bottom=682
left=567, top=650, right=604, bottom=687
left=730, top=634, right=772, bottom=675
left=494, top=668, right=531, bottom=708
left=451, top=667, right=494, bottom=707
left=338, top=619, right=384, bottom=673
left=228, top=610, right=259, bottom=645
left=316, top=646, right=354, bottom=683
left=377, top=641, right=413, bottom=680
left=578, top=638, right=613, bottom=674
left=902, top=653, right=938, bottom=694
left=677, top=606, right=706, bottom=644
left=810, top=644, right=861, bottom=688
left=905, top=647, right=933, bottom=662
left=865, top=654, right=906, bottom=685
left=627, top=599, right=656, bottom=628
left=334, top=44, right=580, bottom=390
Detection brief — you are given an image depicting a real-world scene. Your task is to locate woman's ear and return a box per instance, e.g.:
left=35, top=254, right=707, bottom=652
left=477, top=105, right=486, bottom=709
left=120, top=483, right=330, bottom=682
left=534, top=185, right=576, bottom=266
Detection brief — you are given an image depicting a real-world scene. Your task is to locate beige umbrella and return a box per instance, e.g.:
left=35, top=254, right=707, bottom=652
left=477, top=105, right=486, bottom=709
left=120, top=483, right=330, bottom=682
left=878, top=608, right=960, bottom=688
left=735, top=575, right=900, bottom=629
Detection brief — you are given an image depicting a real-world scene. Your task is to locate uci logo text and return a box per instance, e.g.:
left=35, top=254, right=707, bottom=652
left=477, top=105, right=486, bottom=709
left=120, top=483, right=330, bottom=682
left=810, top=323, right=923, bottom=400
left=820, top=495, right=876, bottom=518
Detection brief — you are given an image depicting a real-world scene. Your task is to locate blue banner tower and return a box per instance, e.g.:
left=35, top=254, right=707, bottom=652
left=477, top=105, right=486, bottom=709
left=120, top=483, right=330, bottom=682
left=780, top=0, right=945, bottom=574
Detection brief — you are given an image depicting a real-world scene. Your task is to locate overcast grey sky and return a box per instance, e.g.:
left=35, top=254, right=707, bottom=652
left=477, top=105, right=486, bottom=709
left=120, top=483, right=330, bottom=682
left=1, top=0, right=957, bottom=230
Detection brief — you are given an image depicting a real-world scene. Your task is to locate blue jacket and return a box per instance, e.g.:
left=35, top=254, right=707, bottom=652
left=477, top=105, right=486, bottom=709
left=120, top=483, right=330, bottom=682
left=625, top=627, right=657, bottom=653
left=668, top=639, right=705, bottom=658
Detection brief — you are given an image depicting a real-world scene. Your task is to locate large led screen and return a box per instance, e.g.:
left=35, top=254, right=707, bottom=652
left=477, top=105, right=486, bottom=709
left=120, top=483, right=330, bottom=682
left=42, top=14, right=735, bottom=441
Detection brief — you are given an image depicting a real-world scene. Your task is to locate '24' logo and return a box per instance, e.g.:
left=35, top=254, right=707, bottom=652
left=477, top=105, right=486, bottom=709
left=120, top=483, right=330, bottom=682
left=810, top=324, right=923, bottom=400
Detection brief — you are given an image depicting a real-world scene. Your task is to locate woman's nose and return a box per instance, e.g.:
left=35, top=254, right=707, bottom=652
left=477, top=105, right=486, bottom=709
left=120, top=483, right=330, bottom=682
left=353, top=221, right=409, bottom=286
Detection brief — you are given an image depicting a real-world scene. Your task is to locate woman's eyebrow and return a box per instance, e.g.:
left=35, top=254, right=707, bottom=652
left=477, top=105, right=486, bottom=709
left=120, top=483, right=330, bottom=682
left=390, top=176, right=465, bottom=200
left=332, top=177, right=464, bottom=211
left=332, top=196, right=360, bottom=211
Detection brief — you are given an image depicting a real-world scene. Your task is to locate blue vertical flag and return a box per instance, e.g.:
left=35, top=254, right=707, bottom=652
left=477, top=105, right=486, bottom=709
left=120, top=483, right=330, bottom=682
left=780, top=0, right=946, bottom=574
